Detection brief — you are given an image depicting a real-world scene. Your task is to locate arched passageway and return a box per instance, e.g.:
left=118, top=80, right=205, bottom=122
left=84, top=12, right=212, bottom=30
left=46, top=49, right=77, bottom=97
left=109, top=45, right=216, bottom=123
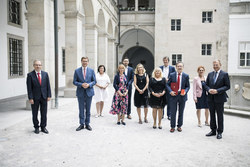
left=123, top=46, right=154, bottom=76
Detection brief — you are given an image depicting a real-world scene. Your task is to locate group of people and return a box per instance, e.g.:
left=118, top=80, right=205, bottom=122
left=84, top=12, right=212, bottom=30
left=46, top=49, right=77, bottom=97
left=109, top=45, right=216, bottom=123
left=26, top=56, right=230, bottom=140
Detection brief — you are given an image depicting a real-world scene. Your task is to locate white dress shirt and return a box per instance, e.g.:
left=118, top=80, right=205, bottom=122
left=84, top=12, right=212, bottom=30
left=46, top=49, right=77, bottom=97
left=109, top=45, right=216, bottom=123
left=35, top=71, right=42, bottom=80
left=214, top=70, right=221, bottom=83
left=176, top=72, right=182, bottom=91
left=163, top=65, right=170, bottom=78
left=82, top=66, right=88, bottom=78
left=125, top=67, right=128, bottom=76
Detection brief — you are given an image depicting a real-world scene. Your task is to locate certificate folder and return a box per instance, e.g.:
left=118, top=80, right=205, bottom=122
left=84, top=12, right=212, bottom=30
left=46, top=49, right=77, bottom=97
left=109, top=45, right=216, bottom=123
left=171, top=82, right=179, bottom=95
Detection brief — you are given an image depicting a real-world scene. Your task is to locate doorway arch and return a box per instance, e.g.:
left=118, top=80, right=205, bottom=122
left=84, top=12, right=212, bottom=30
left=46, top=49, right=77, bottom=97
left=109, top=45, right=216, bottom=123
left=123, top=46, right=154, bottom=76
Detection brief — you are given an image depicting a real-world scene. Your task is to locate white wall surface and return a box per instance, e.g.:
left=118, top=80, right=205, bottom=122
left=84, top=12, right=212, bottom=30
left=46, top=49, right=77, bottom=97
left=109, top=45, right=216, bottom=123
left=0, top=0, right=28, bottom=100
left=228, top=14, right=250, bottom=74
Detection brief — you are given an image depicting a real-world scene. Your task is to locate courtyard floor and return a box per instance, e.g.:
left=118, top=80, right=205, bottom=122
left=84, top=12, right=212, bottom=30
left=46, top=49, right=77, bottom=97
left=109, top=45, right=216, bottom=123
left=0, top=86, right=250, bottom=167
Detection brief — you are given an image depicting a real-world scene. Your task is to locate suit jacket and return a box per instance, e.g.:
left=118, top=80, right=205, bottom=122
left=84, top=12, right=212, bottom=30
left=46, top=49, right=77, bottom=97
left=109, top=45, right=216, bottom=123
left=193, top=76, right=207, bottom=100
left=204, top=70, right=230, bottom=103
left=27, top=70, right=51, bottom=100
left=160, top=65, right=176, bottom=79
left=166, top=72, right=190, bottom=101
left=125, top=66, right=134, bottom=90
left=73, top=67, right=96, bottom=97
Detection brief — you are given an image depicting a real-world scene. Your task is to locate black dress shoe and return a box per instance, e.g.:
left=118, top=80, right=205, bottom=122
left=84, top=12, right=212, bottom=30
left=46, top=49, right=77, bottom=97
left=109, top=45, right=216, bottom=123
left=217, top=133, right=222, bottom=139
left=34, top=128, right=39, bottom=134
left=41, top=127, right=49, bottom=134
left=76, top=125, right=84, bottom=131
left=85, top=125, right=92, bottom=131
left=206, top=131, right=216, bottom=137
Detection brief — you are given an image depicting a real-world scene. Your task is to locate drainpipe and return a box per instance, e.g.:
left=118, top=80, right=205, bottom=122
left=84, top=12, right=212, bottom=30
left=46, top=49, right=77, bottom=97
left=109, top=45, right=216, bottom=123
left=54, top=0, right=58, bottom=109
left=116, top=0, right=121, bottom=67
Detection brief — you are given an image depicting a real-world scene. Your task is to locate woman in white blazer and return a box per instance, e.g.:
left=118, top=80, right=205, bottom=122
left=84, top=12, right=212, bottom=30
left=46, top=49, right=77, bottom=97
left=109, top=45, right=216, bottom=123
left=193, top=66, right=209, bottom=127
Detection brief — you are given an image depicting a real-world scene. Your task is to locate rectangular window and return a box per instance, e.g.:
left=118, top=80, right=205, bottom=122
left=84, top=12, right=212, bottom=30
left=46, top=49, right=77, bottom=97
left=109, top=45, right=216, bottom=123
left=201, top=44, right=212, bottom=56
left=172, top=54, right=182, bottom=65
left=9, top=36, right=23, bottom=77
left=171, top=19, right=181, bottom=31
left=8, top=0, right=21, bottom=26
left=202, top=11, right=213, bottom=23
left=239, top=42, right=250, bottom=67
left=62, top=48, right=66, bottom=73
left=118, top=0, right=135, bottom=11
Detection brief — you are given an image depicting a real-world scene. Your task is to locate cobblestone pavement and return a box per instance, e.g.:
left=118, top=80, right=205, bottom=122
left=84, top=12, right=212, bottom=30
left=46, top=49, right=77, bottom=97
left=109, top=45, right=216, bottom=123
left=0, top=86, right=250, bottom=167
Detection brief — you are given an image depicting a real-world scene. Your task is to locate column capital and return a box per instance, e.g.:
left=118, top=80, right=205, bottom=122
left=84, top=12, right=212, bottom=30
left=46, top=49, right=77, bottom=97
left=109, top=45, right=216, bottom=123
left=63, top=10, right=85, bottom=19
left=85, top=23, right=99, bottom=30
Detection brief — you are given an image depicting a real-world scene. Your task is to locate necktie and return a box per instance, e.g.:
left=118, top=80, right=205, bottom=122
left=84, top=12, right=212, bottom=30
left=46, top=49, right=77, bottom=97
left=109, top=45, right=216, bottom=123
left=37, top=72, right=41, bottom=85
left=83, top=68, right=86, bottom=79
left=177, top=73, right=180, bottom=91
left=213, top=71, right=217, bottom=84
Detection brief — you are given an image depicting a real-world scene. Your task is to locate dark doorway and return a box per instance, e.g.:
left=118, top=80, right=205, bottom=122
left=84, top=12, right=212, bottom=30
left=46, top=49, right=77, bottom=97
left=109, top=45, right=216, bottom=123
left=123, top=46, right=154, bottom=76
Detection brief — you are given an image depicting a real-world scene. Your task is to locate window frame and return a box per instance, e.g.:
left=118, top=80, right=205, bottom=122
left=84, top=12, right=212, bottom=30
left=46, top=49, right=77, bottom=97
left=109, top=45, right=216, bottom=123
left=7, top=33, right=25, bottom=79
left=171, top=19, right=181, bottom=31
left=172, top=54, right=182, bottom=66
left=238, top=42, right=250, bottom=69
left=7, top=0, right=22, bottom=28
left=201, top=44, right=212, bottom=56
left=202, top=11, right=213, bottom=23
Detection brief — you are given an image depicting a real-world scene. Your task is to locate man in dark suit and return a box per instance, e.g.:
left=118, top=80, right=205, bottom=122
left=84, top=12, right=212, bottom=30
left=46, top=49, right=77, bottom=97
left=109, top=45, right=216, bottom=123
left=204, top=60, right=230, bottom=139
left=122, top=57, right=134, bottom=119
left=166, top=62, right=190, bottom=133
left=160, top=56, right=176, bottom=120
left=26, top=60, right=51, bottom=134
left=73, top=57, right=96, bottom=131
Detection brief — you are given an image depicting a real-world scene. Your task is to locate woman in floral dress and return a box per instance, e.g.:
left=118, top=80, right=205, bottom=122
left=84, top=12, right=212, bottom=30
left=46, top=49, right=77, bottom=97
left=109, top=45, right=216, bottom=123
left=110, top=64, right=128, bottom=125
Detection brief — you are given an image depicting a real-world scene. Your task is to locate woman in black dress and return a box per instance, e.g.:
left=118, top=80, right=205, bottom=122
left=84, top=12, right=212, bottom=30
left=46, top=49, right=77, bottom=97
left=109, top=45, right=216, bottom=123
left=193, top=66, right=209, bottom=127
left=134, top=64, right=149, bottom=124
left=149, top=68, right=166, bottom=129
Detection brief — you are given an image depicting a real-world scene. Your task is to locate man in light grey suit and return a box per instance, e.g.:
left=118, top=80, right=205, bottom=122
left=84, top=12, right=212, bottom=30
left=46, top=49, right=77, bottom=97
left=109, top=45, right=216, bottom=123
left=73, top=57, right=96, bottom=131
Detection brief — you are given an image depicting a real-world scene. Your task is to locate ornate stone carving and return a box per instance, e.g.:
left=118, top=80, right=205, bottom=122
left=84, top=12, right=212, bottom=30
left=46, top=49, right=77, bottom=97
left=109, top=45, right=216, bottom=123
left=234, top=84, right=240, bottom=92
left=242, top=83, right=250, bottom=100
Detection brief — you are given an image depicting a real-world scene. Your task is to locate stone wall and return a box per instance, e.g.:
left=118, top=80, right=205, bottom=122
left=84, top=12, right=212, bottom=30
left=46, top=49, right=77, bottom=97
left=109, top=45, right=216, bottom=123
left=225, top=74, right=250, bottom=111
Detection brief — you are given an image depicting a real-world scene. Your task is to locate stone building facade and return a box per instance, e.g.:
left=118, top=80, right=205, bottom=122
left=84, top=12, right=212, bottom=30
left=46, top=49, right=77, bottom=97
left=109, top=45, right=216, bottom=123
left=4, top=0, right=249, bottom=112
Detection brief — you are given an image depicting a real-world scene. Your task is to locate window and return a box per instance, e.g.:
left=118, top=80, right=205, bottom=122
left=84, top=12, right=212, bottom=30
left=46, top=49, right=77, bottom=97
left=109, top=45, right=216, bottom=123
left=239, top=42, right=250, bottom=67
left=202, top=11, right=213, bottom=23
left=171, top=19, right=181, bottom=31
left=8, top=0, right=21, bottom=26
left=8, top=35, right=24, bottom=77
left=201, top=44, right=212, bottom=56
left=118, top=0, right=135, bottom=11
left=172, top=54, right=182, bottom=65
left=62, top=48, right=66, bottom=73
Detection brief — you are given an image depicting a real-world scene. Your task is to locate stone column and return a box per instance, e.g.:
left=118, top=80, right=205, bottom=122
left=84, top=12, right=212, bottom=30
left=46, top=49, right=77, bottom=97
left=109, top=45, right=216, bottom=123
left=135, top=0, right=138, bottom=11
left=108, top=38, right=116, bottom=82
left=26, top=0, right=54, bottom=108
left=85, top=24, right=98, bottom=72
left=63, top=11, right=84, bottom=97
left=98, top=32, right=108, bottom=68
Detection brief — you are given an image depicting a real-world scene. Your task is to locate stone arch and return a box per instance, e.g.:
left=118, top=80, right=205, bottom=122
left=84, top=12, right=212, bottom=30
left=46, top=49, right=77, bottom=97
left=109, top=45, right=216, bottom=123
left=97, top=9, right=106, bottom=31
left=82, top=0, right=95, bottom=24
left=122, top=46, right=155, bottom=76
left=120, top=27, right=154, bottom=40
left=107, top=19, right=113, bottom=37
left=119, top=28, right=155, bottom=75
left=97, top=9, right=107, bottom=69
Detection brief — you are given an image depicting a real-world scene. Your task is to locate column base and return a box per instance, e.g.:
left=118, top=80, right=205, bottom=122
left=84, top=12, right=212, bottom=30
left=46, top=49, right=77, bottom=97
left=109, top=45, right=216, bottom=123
left=64, top=88, right=76, bottom=98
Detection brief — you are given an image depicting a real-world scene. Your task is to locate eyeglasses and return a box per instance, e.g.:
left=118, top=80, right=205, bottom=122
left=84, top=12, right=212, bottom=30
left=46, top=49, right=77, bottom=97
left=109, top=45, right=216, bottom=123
left=34, top=64, right=42, bottom=66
